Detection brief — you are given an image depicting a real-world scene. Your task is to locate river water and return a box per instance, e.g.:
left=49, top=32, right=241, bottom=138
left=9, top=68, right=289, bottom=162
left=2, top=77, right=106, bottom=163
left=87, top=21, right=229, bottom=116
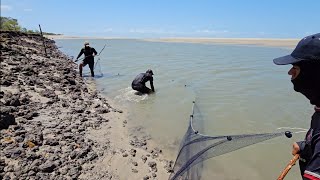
left=56, top=39, right=311, bottom=180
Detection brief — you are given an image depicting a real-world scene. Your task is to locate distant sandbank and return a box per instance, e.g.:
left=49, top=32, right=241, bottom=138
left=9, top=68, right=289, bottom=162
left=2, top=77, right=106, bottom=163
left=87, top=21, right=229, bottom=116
left=45, top=35, right=299, bottom=48
left=145, top=38, right=299, bottom=49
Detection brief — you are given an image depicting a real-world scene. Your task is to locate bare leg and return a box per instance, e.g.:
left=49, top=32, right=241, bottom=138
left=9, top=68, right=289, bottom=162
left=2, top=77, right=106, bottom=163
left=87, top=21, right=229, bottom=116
left=79, top=63, right=83, bottom=77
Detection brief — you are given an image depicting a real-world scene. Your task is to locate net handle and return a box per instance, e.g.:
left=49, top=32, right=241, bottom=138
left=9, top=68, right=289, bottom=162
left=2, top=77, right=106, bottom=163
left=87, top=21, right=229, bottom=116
left=277, top=154, right=299, bottom=180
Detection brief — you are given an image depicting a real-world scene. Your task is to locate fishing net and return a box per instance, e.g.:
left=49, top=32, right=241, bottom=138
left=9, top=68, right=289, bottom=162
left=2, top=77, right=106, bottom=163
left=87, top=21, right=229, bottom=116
left=169, top=101, right=293, bottom=180
left=94, top=58, right=103, bottom=77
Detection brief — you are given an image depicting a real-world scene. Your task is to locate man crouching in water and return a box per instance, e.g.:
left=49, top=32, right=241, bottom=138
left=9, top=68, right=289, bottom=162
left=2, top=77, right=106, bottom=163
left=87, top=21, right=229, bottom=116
left=131, top=69, right=155, bottom=94
left=76, top=41, right=97, bottom=77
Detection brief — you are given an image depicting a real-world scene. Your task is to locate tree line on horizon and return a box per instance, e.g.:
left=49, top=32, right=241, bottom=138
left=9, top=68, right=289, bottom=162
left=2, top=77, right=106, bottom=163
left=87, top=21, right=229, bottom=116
left=0, top=16, right=62, bottom=35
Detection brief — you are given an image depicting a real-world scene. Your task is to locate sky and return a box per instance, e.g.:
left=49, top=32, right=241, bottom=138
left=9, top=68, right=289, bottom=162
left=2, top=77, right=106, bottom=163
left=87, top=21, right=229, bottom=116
left=1, top=0, right=319, bottom=38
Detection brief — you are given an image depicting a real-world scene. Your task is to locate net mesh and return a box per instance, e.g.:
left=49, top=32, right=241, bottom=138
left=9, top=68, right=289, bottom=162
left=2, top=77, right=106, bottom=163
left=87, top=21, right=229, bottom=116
left=94, top=58, right=103, bottom=76
left=82, top=58, right=103, bottom=77
left=169, top=101, right=290, bottom=180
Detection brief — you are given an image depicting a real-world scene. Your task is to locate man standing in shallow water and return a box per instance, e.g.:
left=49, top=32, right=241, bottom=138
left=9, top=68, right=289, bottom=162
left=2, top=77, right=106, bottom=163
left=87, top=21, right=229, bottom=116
left=76, top=41, right=97, bottom=77
left=273, top=33, right=320, bottom=180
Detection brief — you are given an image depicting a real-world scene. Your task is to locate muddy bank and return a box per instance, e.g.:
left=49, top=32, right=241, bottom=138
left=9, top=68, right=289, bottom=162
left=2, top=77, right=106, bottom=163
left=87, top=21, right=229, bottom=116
left=0, top=31, right=173, bottom=180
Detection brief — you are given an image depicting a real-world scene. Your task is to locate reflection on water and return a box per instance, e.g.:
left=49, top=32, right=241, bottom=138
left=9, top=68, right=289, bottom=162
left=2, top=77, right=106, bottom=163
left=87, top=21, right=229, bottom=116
left=56, top=39, right=309, bottom=180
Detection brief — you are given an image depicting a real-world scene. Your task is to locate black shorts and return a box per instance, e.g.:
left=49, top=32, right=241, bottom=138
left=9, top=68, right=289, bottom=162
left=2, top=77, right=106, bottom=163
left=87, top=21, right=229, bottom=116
left=83, top=59, right=94, bottom=69
left=132, top=83, right=151, bottom=94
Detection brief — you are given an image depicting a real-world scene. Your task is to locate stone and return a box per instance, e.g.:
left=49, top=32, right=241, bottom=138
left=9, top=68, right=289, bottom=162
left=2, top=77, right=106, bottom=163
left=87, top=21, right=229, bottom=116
left=39, top=161, right=56, bottom=173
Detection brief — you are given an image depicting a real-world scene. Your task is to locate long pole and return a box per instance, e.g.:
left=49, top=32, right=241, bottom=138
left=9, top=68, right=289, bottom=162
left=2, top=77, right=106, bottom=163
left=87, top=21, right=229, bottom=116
left=277, top=154, right=300, bottom=180
left=38, top=24, right=48, bottom=57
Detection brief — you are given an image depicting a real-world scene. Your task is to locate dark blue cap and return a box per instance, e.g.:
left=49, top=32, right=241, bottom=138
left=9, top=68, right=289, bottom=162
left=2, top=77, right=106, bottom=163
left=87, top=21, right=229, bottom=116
left=273, top=33, right=320, bottom=65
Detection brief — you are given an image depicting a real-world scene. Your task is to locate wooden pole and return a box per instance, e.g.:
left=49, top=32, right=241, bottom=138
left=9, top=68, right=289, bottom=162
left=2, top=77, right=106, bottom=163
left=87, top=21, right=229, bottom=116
left=38, top=24, right=48, bottom=57
left=277, top=154, right=300, bottom=180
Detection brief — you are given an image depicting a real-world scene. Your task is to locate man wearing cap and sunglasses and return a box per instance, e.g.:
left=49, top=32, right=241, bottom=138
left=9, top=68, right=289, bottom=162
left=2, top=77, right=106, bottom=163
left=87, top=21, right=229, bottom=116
left=131, top=69, right=155, bottom=94
left=273, top=33, right=320, bottom=180
left=76, top=41, right=98, bottom=77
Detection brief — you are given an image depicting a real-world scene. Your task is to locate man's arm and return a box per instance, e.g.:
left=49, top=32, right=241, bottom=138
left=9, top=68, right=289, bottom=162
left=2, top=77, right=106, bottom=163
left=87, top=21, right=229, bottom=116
left=303, top=133, right=320, bottom=180
left=92, top=48, right=98, bottom=56
left=293, top=141, right=305, bottom=155
left=76, top=49, right=84, bottom=60
left=150, top=80, right=155, bottom=92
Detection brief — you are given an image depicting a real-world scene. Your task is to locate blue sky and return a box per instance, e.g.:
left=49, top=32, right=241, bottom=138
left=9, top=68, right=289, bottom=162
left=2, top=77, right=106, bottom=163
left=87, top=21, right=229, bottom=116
left=1, top=0, right=319, bottom=38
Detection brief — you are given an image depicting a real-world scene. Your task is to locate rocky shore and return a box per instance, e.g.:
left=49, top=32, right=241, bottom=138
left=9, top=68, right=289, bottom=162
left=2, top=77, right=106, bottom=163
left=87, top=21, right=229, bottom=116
left=0, top=31, right=173, bottom=180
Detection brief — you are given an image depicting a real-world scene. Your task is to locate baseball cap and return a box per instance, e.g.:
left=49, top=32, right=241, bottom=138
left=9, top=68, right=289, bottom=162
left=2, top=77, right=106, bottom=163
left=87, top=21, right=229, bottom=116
left=273, top=33, right=320, bottom=65
left=146, top=69, right=154, bottom=75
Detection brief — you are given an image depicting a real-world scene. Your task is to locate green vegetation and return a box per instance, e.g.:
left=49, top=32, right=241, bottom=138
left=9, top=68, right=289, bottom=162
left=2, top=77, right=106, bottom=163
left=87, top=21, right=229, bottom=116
left=0, top=17, right=21, bottom=31
left=0, top=16, right=61, bottom=35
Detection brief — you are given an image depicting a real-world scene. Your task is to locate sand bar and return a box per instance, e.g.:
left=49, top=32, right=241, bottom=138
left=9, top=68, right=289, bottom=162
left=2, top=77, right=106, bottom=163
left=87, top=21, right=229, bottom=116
left=145, top=38, right=300, bottom=49
left=46, top=35, right=299, bottom=48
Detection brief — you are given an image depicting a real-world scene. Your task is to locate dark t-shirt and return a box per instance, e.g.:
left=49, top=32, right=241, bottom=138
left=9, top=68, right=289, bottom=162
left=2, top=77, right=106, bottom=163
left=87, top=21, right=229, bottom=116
left=132, top=73, right=153, bottom=86
left=77, top=47, right=97, bottom=63
left=298, top=111, right=320, bottom=179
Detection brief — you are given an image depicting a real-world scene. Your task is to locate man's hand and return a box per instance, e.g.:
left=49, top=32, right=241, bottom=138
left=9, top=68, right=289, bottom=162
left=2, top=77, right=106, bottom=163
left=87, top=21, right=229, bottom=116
left=292, top=142, right=300, bottom=155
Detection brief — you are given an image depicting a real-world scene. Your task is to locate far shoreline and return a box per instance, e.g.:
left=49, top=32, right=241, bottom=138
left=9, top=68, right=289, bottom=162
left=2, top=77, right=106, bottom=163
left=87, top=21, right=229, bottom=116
left=45, top=35, right=299, bottom=48
left=145, top=37, right=299, bottom=49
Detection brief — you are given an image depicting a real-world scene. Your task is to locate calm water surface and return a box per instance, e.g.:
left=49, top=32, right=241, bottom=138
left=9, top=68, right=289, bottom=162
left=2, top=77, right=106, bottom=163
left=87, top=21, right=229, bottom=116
left=56, top=39, right=312, bottom=180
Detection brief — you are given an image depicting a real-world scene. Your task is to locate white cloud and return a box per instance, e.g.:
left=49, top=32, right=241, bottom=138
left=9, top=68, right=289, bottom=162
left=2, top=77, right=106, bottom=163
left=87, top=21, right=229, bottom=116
left=129, top=28, right=167, bottom=34
left=258, top=31, right=266, bottom=35
left=103, top=28, right=113, bottom=32
left=1, top=5, right=12, bottom=11
left=86, top=28, right=113, bottom=33
left=195, top=29, right=229, bottom=34
left=23, top=8, right=32, bottom=11
left=129, top=29, right=147, bottom=33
